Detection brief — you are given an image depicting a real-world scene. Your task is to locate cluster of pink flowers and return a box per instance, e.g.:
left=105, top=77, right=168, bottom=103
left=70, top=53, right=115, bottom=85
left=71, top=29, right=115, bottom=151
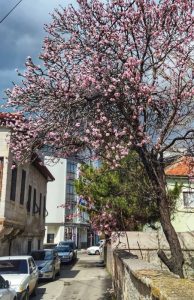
left=65, top=213, right=81, bottom=220
left=90, top=209, right=118, bottom=236
left=5, top=0, right=194, bottom=168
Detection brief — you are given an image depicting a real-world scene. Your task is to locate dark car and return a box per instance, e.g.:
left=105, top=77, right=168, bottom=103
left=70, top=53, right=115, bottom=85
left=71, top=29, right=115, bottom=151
left=57, top=240, right=77, bottom=260
left=43, top=243, right=57, bottom=249
left=31, top=249, right=60, bottom=281
left=55, top=246, right=73, bottom=263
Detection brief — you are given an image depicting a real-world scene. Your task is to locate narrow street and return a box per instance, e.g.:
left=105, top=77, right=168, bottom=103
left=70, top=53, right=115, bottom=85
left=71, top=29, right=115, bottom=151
left=32, top=252, right=112, bottom=300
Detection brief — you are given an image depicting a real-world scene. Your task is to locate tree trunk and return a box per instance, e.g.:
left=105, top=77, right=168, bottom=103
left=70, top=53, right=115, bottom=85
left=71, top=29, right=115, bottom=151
left=156, top=190, right=184, bottom=277
left=138, top=148, right=184, bottom=278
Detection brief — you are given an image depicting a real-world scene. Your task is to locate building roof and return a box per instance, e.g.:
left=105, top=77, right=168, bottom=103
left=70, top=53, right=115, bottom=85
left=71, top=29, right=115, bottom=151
left=165, top=156, right=194, bottom=177
left=32, top=154, right=55, bottom=181
left=0, top=112, right=22, bottom=123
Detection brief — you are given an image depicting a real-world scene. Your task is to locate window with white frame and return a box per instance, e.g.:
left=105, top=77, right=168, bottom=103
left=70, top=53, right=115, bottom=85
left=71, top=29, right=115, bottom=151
left=183, top=192, right=194, bottom=208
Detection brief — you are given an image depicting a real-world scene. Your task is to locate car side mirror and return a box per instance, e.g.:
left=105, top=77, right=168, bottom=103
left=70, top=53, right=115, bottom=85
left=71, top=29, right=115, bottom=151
left=4, top=280, right=10, bottom=289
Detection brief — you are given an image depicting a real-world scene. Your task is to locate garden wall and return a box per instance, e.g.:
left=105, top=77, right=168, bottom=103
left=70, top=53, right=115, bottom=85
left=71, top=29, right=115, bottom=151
left=109, top=249, right=194, bottom=300
left=106, top=231, right=194, bottom=278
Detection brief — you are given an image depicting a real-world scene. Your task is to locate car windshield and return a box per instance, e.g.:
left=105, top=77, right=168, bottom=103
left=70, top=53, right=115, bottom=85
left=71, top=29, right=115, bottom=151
left=31, top=250, right=53, bottom=261
left=55, top=246, right=70, bottom=252
left=0, top=259, right=28, bottom=274
left=59, top=242, right=74, bottom=249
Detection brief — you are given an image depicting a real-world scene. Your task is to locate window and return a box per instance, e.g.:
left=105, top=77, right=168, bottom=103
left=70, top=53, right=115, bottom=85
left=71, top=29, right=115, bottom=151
left=43, top=195, right=47, bottom=218
left=67, top=161, right=77, bottom=174
left=31, top=250, right=54, bottom=261
left=20, top=169, right=26, bottom=205
left=66, top=183, right=75, bottom=195
left=0, top=259, right=28, bottom=274
left=10, top=167, right=17, bottom=201
left=183, top=192, right=194, bottom=208
left=27, top=185, right=32, bottom=213
left=29, top=258, right=36, bottom=273
left=47, top=234, right=54, bottom=243
left=39, top=193, right=42, bottom=215
left=66, top=194, right=76, bottom=202
left=33, top=189, right=36, bottom=215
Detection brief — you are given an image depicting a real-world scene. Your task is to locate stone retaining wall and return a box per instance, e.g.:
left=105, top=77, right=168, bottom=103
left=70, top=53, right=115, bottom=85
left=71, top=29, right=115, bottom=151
left=110, top=249, right=194, bottom=300
left=107, top=231, right=194, bottom=277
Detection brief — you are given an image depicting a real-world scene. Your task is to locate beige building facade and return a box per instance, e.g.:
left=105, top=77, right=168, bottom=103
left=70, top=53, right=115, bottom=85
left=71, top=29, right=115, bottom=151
left=0, top=121, right=54, bottom=256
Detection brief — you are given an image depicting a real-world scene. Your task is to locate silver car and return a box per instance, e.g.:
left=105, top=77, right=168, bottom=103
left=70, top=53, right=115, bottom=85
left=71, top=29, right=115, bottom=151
left=57, top=240, right=77, bottom=261
left=0, top=256, right=38, bottom=300
left=31, top=249, right=61, bottom=281
left=0, top=275, right=17, bottom=300
left=55, top=246, right=73, bottom=264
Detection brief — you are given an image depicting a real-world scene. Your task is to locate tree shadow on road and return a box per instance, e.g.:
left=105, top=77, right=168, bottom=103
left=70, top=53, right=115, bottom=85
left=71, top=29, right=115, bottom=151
left=59, top=269, right=80, bottom=279
left=31, top=287, right=46, bottom=300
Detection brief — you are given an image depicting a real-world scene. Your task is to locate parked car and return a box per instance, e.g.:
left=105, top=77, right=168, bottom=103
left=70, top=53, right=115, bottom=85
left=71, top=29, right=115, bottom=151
left=0, top=256, right=38, bottom=300
left=57, top=240, right=77, bottom=260
left=55, top=246, right=73, bottom=264
left=0, top=275, right=17, bottom=300
left=43, top=243, right=57, bottom=250
left=31, top=249, right=60, bottom=281
left=98, top=239, right=106, bottom=246
left=87, top=245, right=101, bottom=255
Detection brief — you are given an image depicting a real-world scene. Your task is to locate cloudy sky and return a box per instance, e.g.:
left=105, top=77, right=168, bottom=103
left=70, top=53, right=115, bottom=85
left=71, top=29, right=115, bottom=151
left=0, top=0, right=77, bottom=102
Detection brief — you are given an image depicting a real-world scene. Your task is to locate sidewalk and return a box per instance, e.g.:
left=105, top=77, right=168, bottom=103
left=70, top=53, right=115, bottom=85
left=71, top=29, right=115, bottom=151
left=57, top=252, right=112, bottom=300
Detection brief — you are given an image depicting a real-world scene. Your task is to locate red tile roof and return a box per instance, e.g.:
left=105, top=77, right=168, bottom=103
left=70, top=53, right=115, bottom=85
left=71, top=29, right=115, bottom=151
left=0, top=112, right=22, bottom=119
left=0, top=112, right=23, bottom=126
left=165, top=156, right=194, bottom=176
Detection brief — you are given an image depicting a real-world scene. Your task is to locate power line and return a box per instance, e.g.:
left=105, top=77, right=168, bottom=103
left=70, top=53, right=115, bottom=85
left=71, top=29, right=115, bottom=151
left=0, top=0, right=23, bottom=24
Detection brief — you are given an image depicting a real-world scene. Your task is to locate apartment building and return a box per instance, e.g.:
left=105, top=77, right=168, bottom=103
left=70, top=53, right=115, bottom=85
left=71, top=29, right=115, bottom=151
left=44, top=157, right=91, bottom=249
left=0, top=116, right=54, bottom=255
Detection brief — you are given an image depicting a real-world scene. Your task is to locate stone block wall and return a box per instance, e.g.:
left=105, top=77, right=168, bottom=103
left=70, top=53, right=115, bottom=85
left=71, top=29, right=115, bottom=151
left=110, top=249, right=194, bottom=300
left=108, top=231, right=194, bottom=278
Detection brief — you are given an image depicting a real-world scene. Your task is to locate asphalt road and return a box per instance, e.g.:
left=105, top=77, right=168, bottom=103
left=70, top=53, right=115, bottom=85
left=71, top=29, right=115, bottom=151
left=31, top=252, right=112, bottom=300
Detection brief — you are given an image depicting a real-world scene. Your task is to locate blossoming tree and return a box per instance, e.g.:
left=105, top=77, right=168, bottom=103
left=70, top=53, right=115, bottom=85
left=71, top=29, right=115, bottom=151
left=6, top=0, right=194, bottom=277
left=75, top=154, right=162, bottom=236
left=75, top=153, right=181, bottom=236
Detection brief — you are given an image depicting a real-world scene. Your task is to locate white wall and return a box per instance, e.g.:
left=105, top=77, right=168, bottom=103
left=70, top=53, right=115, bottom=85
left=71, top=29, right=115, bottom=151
left=45, top=158, right=67, bottom=224
left=45, top=224, right=64, bottom=244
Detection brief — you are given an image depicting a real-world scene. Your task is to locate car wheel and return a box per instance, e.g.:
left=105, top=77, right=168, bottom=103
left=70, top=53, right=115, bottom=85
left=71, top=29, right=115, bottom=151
left=95, top=250, right=100, bottom=255
left=31, top=283, right=37, bottom=297
left=24, top=289, right=29, bottom=300
left=51, top=268, right=56, bottom=281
